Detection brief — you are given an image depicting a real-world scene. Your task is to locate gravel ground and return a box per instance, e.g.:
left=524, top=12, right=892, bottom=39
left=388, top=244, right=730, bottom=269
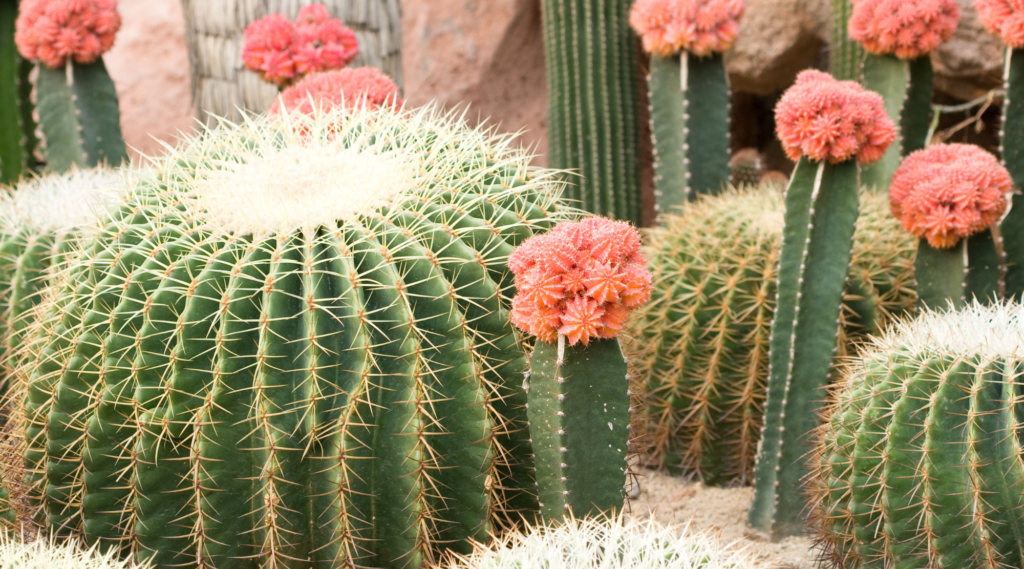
left=625, top=468, right=820, bottom=569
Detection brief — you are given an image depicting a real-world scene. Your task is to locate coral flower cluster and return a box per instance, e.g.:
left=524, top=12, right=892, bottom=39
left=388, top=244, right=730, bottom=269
left=15, top=0, right=121, bottom=69
left=775, top=70, right=896, bottom=164
left=509, top=217, right=652, bottom=346
left=849, top=0, right=959, bottom=59
left=270, top=67, right=402, bottom=116
left=629, top=0, right=745, bottom=57
left=889, top=143, right=1010, bottom=248
left=975, top=0, right=1024, bottom=48
left=242, top=4, right=358, bottom=86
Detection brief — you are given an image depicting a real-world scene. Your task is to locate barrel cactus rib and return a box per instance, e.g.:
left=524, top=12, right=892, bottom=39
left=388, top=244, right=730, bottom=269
left=17, top=106, right=566, bottom=568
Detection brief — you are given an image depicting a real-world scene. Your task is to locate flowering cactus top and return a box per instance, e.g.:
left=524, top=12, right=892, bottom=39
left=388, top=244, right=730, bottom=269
left=270, top=67, right=402, bottom=116
left=242, top=4, right=358, bottom=86
left=775, top=70, right=896, bottom=164
left=975, top=0, right=1024, bottom=48
left=629, top=0, right=745, bottom=57
left=849, top=0, right=959, bottom=59
left=509, top=217, right=652, bottom=346
left=15, top=0, right=121, bottom=69
left=889, top=143, right=1010, bottom=249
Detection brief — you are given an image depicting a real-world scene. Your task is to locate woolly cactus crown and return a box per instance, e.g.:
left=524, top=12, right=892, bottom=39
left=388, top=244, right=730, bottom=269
left=0, top=533, right=153, bottom=569
left=870, top=301, right=1024, bottom=360
left=974, top=0, right=1024, bottom=48
left=848, top=0, right=960, bottom=59
left=1, top=167, right=121, bottom=231
left=15, top=0, right=121, bottom=68
left=629, top=0, right=745, bottom=57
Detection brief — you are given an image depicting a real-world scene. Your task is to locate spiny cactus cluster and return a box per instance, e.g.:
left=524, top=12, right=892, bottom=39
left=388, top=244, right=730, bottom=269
left=0, top=533, right=153, bottom=569
left=15, top=105, right=568, bottom=568
left=629, top=184, right=915, bottom=485
left=812, top=302, right=1024, bottom=568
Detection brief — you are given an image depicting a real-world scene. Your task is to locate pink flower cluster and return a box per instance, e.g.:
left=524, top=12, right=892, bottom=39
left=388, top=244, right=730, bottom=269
left=775, top=70, right=896, bottom=164
left=242, top=4, right=358, bottom=86
left=15, top=0, right=121, bottom=69
left=889, top=143, right=1010, bottom=249
left=269, top=67, right=402, bottom=116
left=849, top=0, right=959, bottom=59
left=508, top=218, right=652, bottom=346
left=629, top=0, right=744, bottom=57
left=975, top=0, right=1024, bottom=48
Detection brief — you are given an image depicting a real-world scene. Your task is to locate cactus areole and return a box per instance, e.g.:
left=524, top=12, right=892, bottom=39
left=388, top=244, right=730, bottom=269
left=509, top=217, right=652, bottom=519
left=18, top=106, right=567, bottom=568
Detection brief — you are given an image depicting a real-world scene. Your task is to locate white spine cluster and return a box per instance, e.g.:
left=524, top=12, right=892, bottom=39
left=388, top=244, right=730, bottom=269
left=869, top=301, right=1024, bottom=362
left=0, top=168, right=123, bottom=231
left=0, top=532, right=152, bottom=569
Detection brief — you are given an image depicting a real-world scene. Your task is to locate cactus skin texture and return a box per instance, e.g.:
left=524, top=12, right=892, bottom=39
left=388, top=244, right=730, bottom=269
left=811, top=303, right=1024, bottom=569
left=541, top=0, right=642, bottom=224
left=36, top=60, right=127, bottom=173
left=648, top=53, right=731, bottom=214
left=628, top=185, right=915, bottom=486
left=0, top=3, right=30, bottom=185
left=528, top=338, right=630, bottom=519
left=915, top=232, right=1003, bottom=310
left=16, top=108, right=565, bottom=568
left=1001, top=49, right=1024, bottom=300
left=830, top=0, right=863, bottom=81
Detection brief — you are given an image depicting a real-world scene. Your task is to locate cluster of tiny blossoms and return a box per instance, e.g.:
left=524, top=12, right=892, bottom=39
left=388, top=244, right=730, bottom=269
left=849, top=0, right=959, bottom=59
left=270, top=67, right=402, bottom=116
left=509, top=218, right=652, bottom=346
left=15, top=0, right=121, bottom=69
left=242, top=4, right=358, bottom=86
left=629, top=0, right=744, bottom=57
left=775, top=70, right=896, bottom=164
left=974, top=0, right=1024, bottom=48
left=889, top=143, right=1010, bottom=249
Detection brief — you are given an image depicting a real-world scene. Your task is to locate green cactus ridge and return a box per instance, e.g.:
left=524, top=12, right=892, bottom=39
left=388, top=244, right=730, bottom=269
left=528, top=336, right=630, bottom=520
left=829, top=0, right=863, bottom=82
left=0, top=2, right=31, bottom=185
left=15, top=107, right=567, bottom=568
left=628, top=183, right=915, bottom=486
left=1000, top=48, right=1024, bottom=300
left=811, top=302, right=1024, bottom=568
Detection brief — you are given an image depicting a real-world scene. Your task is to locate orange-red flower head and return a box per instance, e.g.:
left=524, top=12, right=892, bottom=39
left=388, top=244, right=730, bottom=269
left=889, top=143, right=1010, bottom=248
left=975, top=0, right=1024, bottom=48
left=270, top=68, right=402, bottom=116
left=508, top=217, right=652, bottom=346
left=849, top=0, right=959, bottom=59
left=775, top=70, right=896, bottom=164
left=629, top=0, right=745, bottom=57
left=242, top=4, right=358, bottom=86
left=15, top=0, right=121, bottom=68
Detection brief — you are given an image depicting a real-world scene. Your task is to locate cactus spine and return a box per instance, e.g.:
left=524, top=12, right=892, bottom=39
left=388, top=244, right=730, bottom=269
left=529, top=337, right=630, bottom=519
left=811, top=303, right=1024, bottom=568
left=541, top=0, right=642, bottom=224
left=16, top=107, right=565, bottom=568
left=1000, top=49, right=1024, bottom=299
left=629, top=185, right=916, bottom=485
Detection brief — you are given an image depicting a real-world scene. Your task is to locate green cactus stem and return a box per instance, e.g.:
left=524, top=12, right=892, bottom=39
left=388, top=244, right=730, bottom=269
left=747, top=157, right=860, bottom=538
left=528, top=336, right=630, bottom=519
left=36, top=59, right=127, bottom=173
left=811, top=303, right=1024, bottom=569
left=648, top=53, right=731, bottom=215
left=860, top=54, right=934, bottom=189
left=829, top=0, right=863, bottom=81
left=16, top=107, right=565, bottom=567
left=1000, top=49, right=1024, bottom=300
left=915, top=230, right=1004, bottom=310
left=541, top=0, right=642, bottom=224
left=0, top=2, right=25, bottom=185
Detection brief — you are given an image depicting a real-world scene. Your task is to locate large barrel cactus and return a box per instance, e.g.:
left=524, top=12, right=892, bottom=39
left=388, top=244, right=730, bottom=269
left=811, top=302, right=1024, bottom=568
left=15, top=107, right=567, bottom=568
left=628, top=185, right=916, bottom=485
left=0, top=168, right=120, bottom=389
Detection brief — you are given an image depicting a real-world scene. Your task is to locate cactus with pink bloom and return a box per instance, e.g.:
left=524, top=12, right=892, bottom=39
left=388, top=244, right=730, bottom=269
left=270, top=67, right=402, bottom=117
left=242, top=4, right=358, bottom=87
left=509, top=217, right=651, bottom=519
left=749, top=70, right=895, bottom=538
left=631, top=0, right=744, bottom=215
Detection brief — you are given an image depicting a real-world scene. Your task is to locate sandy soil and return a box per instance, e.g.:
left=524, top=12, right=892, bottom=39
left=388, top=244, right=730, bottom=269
left=625, top=468, right=820, bottom=569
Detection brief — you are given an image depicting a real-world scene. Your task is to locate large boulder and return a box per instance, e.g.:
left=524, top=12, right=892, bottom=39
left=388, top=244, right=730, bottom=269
left=931, top=0, right=1004, bottom=101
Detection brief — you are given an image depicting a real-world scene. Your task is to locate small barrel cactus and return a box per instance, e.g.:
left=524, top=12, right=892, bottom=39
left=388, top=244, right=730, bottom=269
left=811, top=302, right=1024, bottom=568
left=728, top=148, right=763, bottom=188
left=16, top=106, right=566, bottom=568
left=629, top=184, right=916, bottom=486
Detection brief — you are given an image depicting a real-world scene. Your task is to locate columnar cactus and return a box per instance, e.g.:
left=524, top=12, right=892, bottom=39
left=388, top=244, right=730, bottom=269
left=889, top=143, right=1011, bottom=309
left=541, top=0, right=643, bottom=224
left=852, top=0, right=959, bottom=190
left=631, top=0, right=743, bottom=214
left=830, top=0, right=863, bottom=81
left=976, top=0, right=1024, bottom=299
left=15, top=107, right=567, bottom=568
left=508, top=217, right=651, bottom=519
left=811, top=302, right=1024, bottom=568
left=15, top=0, right=127, bottom=173
left=0, top=2, right=37, bottom=185
left=629, top=184, right=916, bottom=486
left=749, top=70, right=895, bottom=538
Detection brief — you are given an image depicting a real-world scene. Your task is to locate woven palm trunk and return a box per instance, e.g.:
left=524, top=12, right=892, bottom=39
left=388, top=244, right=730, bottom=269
left=180, top=0, right=402, bottom=124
